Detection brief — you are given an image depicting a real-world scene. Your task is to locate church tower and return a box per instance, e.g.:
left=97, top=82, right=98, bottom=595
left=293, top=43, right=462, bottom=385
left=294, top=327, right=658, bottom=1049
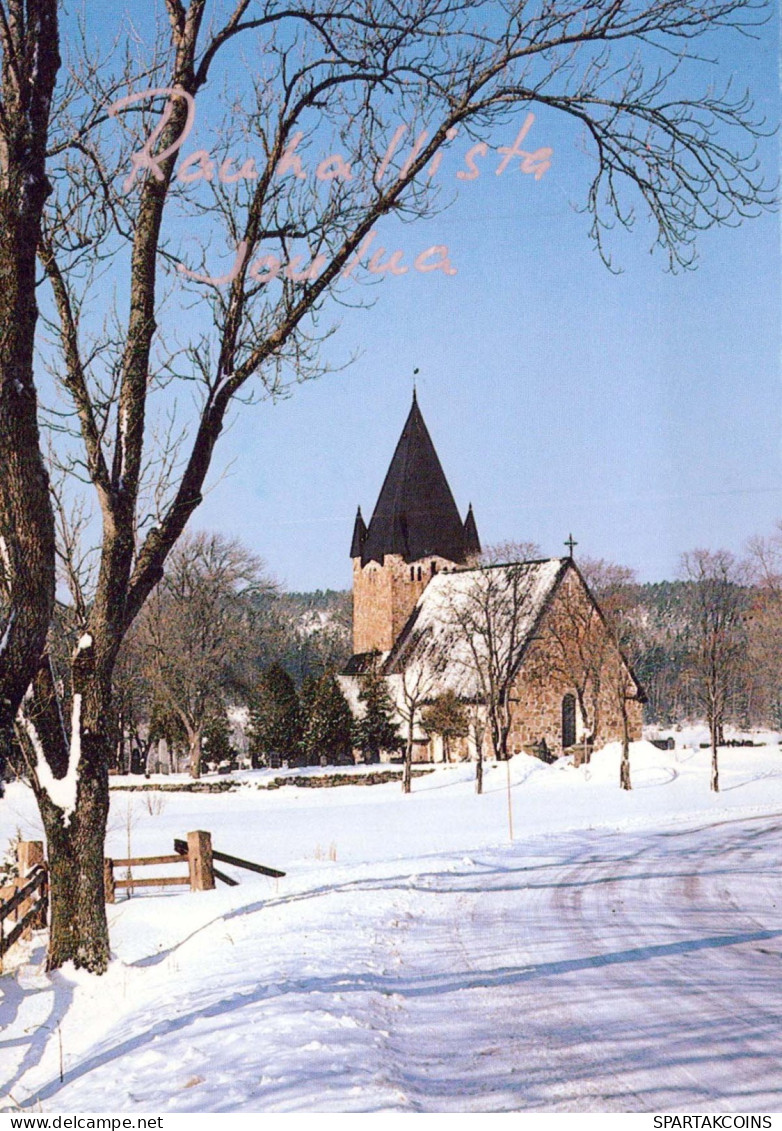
left=350, top=392, right=480, bottom=656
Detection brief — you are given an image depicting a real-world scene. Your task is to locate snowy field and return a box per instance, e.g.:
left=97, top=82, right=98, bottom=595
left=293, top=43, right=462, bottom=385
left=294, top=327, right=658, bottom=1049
left=2, top=738, right=782, bottom=1113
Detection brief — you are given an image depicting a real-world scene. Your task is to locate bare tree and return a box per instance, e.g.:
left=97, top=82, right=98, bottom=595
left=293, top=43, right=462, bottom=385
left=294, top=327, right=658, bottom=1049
left=444, top=562, right=542, bottom=763
left=582, top=558, right=644, bottom=789
left=10, top=0, right=774, bottom=972
left=395, top=662, right=437, bottom=793
left=138, top=531, right=274, bottom=778
left=681, top=548, right=749, bottom=792
left=0, top=0, right=60, bottom=781
left=111, top=621, right=154, bottom=773
left=480, top=541, right=542, bottom=565
left=746, top=521, right=782, bottom=728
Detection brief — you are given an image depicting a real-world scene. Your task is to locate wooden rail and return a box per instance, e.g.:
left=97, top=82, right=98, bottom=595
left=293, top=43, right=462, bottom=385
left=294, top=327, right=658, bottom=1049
left=0, top=842, right=48, bottom=970
left=114, top=876, right=191, bottom=890
left=112, top=854, right=183, bottom=867
left=174, top=839, right=285, bottom=880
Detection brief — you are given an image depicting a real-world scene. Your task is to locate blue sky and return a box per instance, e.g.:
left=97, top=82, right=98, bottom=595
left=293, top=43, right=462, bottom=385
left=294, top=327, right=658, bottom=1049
left=74, top=4, right=782, bottom=592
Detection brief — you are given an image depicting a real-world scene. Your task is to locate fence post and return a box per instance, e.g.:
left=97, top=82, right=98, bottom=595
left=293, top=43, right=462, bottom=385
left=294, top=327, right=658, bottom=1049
left=104, top=859, right=116, bottom=904
left=17, top=841, right=45, bottom=935
left=18, top=841, right=44, bottom=876
left=187, top=830, right=215, bottom=892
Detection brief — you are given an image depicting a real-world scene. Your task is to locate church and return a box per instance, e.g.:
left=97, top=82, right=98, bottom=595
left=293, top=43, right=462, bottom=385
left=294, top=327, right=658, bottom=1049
left=340, top=393, right=644, bottom=763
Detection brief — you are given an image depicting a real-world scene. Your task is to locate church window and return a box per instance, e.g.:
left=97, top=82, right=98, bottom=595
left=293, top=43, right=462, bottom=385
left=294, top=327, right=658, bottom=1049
left=562, top=694, right=576, bottom=749
left=417, top=566, right=422, bottom=581
left=431, top=561, right=437, bottom=576
left=410, top=566, right=414, bottom=581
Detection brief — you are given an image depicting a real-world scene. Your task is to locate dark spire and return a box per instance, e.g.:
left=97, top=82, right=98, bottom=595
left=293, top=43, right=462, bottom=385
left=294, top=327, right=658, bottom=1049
left=357, top=394, right=478, bottom=566
left=463, top=503, right=481, bottom=557
left=350, top=506, right=367, bottom=558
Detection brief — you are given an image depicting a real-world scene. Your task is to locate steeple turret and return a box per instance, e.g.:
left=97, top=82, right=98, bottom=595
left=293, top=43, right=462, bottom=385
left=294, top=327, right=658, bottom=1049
left=463, top=503, right=481, bottom=558
left=350, top=506, right=367, bottom=558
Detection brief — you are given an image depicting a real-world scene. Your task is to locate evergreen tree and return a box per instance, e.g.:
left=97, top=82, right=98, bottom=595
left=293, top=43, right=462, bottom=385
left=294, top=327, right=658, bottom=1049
left=301, top=673, right=354, bottom=765
left=422, top=691, right=469, bottom=762
left=203, top=712, right=235, bottom=767
left=353, top=661, right=401, bottom=763
left=248, top=664, right=302, bottom=768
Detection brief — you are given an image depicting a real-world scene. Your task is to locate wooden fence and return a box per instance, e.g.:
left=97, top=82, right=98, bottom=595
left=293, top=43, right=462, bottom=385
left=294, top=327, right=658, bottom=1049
left=104, top=829, right=216, bottom=902
left=0, top=841, right=48, bottom=971
left=1, top=831, right=287, bottom=967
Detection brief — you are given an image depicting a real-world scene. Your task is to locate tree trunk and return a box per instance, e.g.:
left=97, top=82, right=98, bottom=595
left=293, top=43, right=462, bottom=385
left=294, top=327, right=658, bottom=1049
left=575, top=688, right=591, bottom=750
left=619, top=697, right=631, bottom=791
left=490, top=715, right=508, bottom=760
left=475, top=726, right=484, bottom=795
left=403, top=740, right=412, bottom=794
left=0, top=1, right=60, bottom=781
left=189, top=731, right=202, bottom=779
left=37, top=762, right=110, bottom=972
left=710, top=718, right=720, bottom=792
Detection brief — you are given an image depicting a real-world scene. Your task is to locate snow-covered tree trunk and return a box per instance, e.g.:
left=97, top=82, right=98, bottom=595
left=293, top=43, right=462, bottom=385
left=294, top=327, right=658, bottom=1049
left=38, top=758, right=110, bottom=973
left=20, top=639, right=111, bottom=973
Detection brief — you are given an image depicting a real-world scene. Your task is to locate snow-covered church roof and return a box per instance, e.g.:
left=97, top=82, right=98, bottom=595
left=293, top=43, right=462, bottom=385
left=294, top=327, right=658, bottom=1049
left=382, top=558, right=569, bottom=700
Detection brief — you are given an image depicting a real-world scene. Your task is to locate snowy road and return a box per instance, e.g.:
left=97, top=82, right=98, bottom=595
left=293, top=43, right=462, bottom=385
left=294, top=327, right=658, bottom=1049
left=368, top=815, right=782, bottom=1111
left=4, top=808, right=781, bottom=1112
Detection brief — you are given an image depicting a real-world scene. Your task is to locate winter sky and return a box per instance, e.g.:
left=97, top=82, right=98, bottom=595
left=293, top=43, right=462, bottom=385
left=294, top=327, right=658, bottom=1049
left=74, top=5, right=781, bottom=592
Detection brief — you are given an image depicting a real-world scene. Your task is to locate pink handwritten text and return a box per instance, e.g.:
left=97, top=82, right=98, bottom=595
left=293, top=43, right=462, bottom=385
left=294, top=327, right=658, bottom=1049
left=108, top=87, right=552, bottom=285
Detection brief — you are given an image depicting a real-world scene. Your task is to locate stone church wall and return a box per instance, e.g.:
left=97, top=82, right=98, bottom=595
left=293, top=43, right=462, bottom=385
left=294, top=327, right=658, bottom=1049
left=502, top=573, right=643, bottom=758
left=353, top=552, right=460, bottom=654
left=418, top=567, right=644, bottom=762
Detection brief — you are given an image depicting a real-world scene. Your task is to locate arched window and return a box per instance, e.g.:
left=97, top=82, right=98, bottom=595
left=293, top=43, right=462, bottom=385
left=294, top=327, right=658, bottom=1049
left=562, top=694, right=576, bottom=750
left=431, top=561, right=437, bottom=575
left=417, top=566, right=422, bottom=581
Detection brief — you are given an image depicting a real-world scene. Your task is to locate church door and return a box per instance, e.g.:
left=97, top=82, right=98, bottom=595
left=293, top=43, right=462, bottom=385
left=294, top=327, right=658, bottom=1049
left=562, top=694, right=577, bottom=750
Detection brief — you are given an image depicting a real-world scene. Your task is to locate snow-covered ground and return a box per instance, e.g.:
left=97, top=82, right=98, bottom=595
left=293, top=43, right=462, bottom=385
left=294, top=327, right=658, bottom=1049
left=2, top=740, right=782, bottom=1112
